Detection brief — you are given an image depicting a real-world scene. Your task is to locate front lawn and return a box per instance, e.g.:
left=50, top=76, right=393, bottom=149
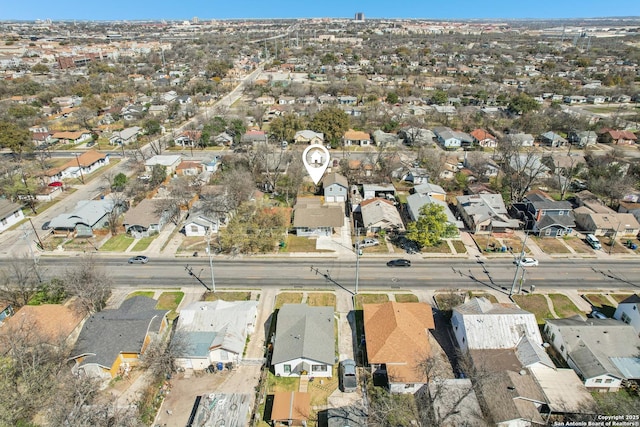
left=532, top=237, right=571, bottom=254
left=280, top=235, right=332, bottom=253
left=611, top=294, right=635, bottom=304
left=156, top=291, right=185, bottom=321
left=451, top=240, right=467, bottom=254
left=512, top=294, right=554, bottom=324
left=274, top=292, right=303, bottom=308
left=132, top=236, right=156, bottom=251
left=127, top=291, right=154, bottom=299
left=395, top=293, right=419, bottom=303
left=548, top=293, right=583, bottom=318
left=202, top=291, right=252, bottom=302
left=100, top=234, right=134, bottom=251
left=421, top=241, right=451, bottom=253
left=563, top=237, right=594, bottom=254
left=469, top=292, right=498, bottom=303
left=354, top=293, right=389, bottom=310
left=306, top=293, right=336, bottom=307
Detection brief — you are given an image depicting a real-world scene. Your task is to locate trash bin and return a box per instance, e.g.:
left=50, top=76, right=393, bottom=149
left=216, top=362, right=224, bottom=372
left=501, top=246, right=507, bottom=252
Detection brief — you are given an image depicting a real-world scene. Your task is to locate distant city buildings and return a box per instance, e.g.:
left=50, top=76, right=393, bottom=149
left=354, top=12, right=365, bottom=22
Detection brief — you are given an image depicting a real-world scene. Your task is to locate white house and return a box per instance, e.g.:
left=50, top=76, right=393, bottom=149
left=544, top=317, right=640, bottom=392
left=271, top=304, right=334, bottom=378
left=614, top=294, right=640, bottom=335
left=451, top=297, right=543, bottom=353
left=0, top=200, right=24, bottom=233
left=144, top=155, right=182, bottom=176
left=174, top=300, right=258, bottom=370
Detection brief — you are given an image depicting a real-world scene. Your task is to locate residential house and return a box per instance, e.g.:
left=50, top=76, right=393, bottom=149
left=271, top=304, right=334, bottom=378
left=52, top=130, right=92, bottom=145
left=433, top=126, right=474, bottom=149
left=544, top=317, right=640, bottom=391
left=175, top=160, right=203, bottom=177
left=292, top=197, right=344, bottom=237
left=360, top=198, right=405, bottom=233
left=470, top=128, right=497, bottom=148
left=539, top=131, right=568, bottom=147
left=322, top=172, right=348, bottom=203
left=0, top=199, right=24, bottom=234
left=399, top=127, right=435, bottom=146
left=440, top=157, right=462, bottom=180
left=213, top=132, right=234, bottom=146
left=412, top=182, right=446, bottom=201
left=475, top=370, right=549, bottom=426
left=144, top=154, right=182, bottom=176
left=456, top=194, right=520, bottom=233
left=568, top=130, right=597, bottom=147
left=0, top=303, right=85, bottom=349
left=372, top=129, right=403, bottom=147
left=48, top=199, right=119, bottom=237
left=337, top=95, right=357, bottom=105
left=174, top=300, right=258, bottom=370
left=512, top=192, right=575, bottom=237
left=43, top=150, right=110, bottom=183
left=183, top=202, right=225, bottom=237
left=614, top=295, right=640, bottom=335
left=400, top=168, right=430, bottom=185
left=619, top=200, right=640, bottom=224
left=587, top=95, right=606, bottom=104
left=202, top=156, right=220, bottom=173
left=362, top=183, right=396, bottom=200
left=598, top=129, right=638, bottom=145
left=109, top=126, right=141, bottom=146
left=270, top=392, right=310, bottom=427
left=325, top=406, right=368, bottom=427
left=69, top=296, right=169, bottom=379
left=293, top=130, right=324, bottom=145
left=343, top=129, right=371, bottom=146
left=406, top=193, right=463, bottom=229
left=240, top=130, right=268, bottom=147
left=122, top=198, right=170, bottom=237
left=174, top=130, right=201, bottom=147
left=424, top=379, right=484, bottom=427
left=148, top=104, right=168, bottom=117
left=573, top=206, right=640, bottom=237
left=504, top=133, right=535, bottom=147
left=363, top=302, right=435, bottom=393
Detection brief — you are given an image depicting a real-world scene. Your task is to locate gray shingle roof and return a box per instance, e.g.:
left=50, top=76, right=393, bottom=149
left=271, top=304, right=334, bottom=365
left=0, top=199, right=22, bottom=220
left=71, top=296, right=168, bottom=370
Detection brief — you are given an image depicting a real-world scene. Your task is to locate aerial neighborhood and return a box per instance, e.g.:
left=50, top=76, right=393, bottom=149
left=0, top=13, right=639, bottom=427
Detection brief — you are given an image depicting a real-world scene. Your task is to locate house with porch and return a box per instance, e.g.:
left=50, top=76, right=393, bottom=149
left=512, top=192, right=575, bottom=237
left=122, top=198, right=170, bottom=237
left=52, top=129, right=92, bottom=145
left=48, top=199, right=119, bottom=237
left=69, top=296, right=169, bottom=379
left=109, top=126, right=141, bottom=146
left=294, top=130, right=324, bottom=145
left=433, top=126, right=474, bottom=149
left=363, top=302, right=435, bottom=393
left=470, top=128, right=497, bottom=148
left=406, top=193, right=463, bottom=229
left=456, top=194, right=520, bottom=234
left=598, top=129, right=638, bottom=145
left=43, top=151, right=110, bottom=184
left=292, top=197, right=344, bottom=237
left=544, top=317, right=640, bottom=392
left=343, top=129, right=371, bottom=146
left=271, top=304, right=334, bottom=378
left=539, top=131, right=568, bottom=147
left=174, top=300, right=258, bottom=370
left=360, top=198, right=405, bottom=233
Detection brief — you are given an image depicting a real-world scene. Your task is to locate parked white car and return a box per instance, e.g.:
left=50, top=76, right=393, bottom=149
left=515, top=257, right=539, bottom=267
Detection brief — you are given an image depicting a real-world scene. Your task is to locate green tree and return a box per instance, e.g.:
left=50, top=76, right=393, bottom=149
left=310, top=106, right=349, bottom=148
left=205, top=60, right=232, bottom=79
left=386, top=92, right=399, bottom=104
left=431, top=90, right=448, bottom=105
left=143, top=118, right=161, bottom=136
left=269, top=114, right=305, bottom=142
left=207, top=116, right=227, bottom=134
left=508, top=93, right=540, bottom=114
left=30, top=63, right=50, bottom=74
left=113, top=172, right=127, bottom=191
left=0, top=121, right=31, bottom=160
left=8, top=104, right=38, bottom=119
left=406, top=204, right=458, bottom=248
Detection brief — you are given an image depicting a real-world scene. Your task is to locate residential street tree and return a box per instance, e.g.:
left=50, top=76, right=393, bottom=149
left=0, top=255, right=41, bottom=308
left=406, top=204, right=458, bottom=247
left=62, top=255, right=112, bottom=315
left=0, top=121, right=32, bottom=160
left=310, top=106, right=349, bottom=148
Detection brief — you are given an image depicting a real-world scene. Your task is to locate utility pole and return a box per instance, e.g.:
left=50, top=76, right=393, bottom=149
left=355, top=224, right=361, bottom=295
left=21, top=225, right=42, bottom=283
left=207, top=231, right=216, bottom=293
left=510, top=232, right=529, bottom=297
left=74, top=152, right=85, bottom=184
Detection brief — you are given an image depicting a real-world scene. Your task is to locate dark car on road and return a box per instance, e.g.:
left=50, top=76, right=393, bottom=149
left=128, top=256, right=149, bottom=264
left=387, top=258, right=411, bottom=267
left=339, top=359, right=357, bottom=392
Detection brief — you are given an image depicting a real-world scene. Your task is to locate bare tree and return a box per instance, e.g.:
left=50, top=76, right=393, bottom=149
left=0, top=254, right=41, bottom=308
left=62, top=255, right=112, bottom=315
left=497, top=141, right=548, bottom=203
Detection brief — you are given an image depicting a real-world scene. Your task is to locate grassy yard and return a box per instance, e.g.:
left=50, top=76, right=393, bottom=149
left=354, top=293, right=389, bottom=310
left=421, top=241, right=451, bottom=253
left=274, top=292, right=303, bottom=308
left=611, top=294, right=635, bottom=304
left=501, top=238, right=526, bottom=254
left=548, top=293, right=583, bottom=318
left=513, top=294, right=554, bottom=324
left=177, top=236, right=207, bottom=253
left=306, top=293, right=336, bottom=307
left=202, top=291, right=252, bottom=302
left=583, top=294, right=617, bottom=317
left=469, top=292, right=498, bottom=303
left=100, top=234, right=134, bottom=251
left=532, top=237, right=571, bottom=254
left=156, top=291, right=185, bottom=321
left=604, top=238, right=633, bottom=255
left=451, top=240, right=467, bottom=254
left=127, top=291, right=154, bottom=298
left=132, top=236, right=156, bottom=251
left=395, top=293, right=419, bottom=303
left=473, top=235, right=501, bottom=252
left=266, top=372, right=299, bottom=392
left=281, top=235, right=332, bottom=253
left=563, top=237, right=594, bottom=254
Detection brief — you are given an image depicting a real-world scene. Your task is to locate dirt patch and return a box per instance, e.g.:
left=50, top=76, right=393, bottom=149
left=532, top=237, right=571, bottom=254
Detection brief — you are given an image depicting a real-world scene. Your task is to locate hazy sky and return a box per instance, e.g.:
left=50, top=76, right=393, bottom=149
left=2, top=0, right=639, bottom=21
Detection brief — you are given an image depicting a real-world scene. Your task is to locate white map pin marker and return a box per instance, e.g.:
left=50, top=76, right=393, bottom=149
left=302, top=143, right=330, bottom=185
